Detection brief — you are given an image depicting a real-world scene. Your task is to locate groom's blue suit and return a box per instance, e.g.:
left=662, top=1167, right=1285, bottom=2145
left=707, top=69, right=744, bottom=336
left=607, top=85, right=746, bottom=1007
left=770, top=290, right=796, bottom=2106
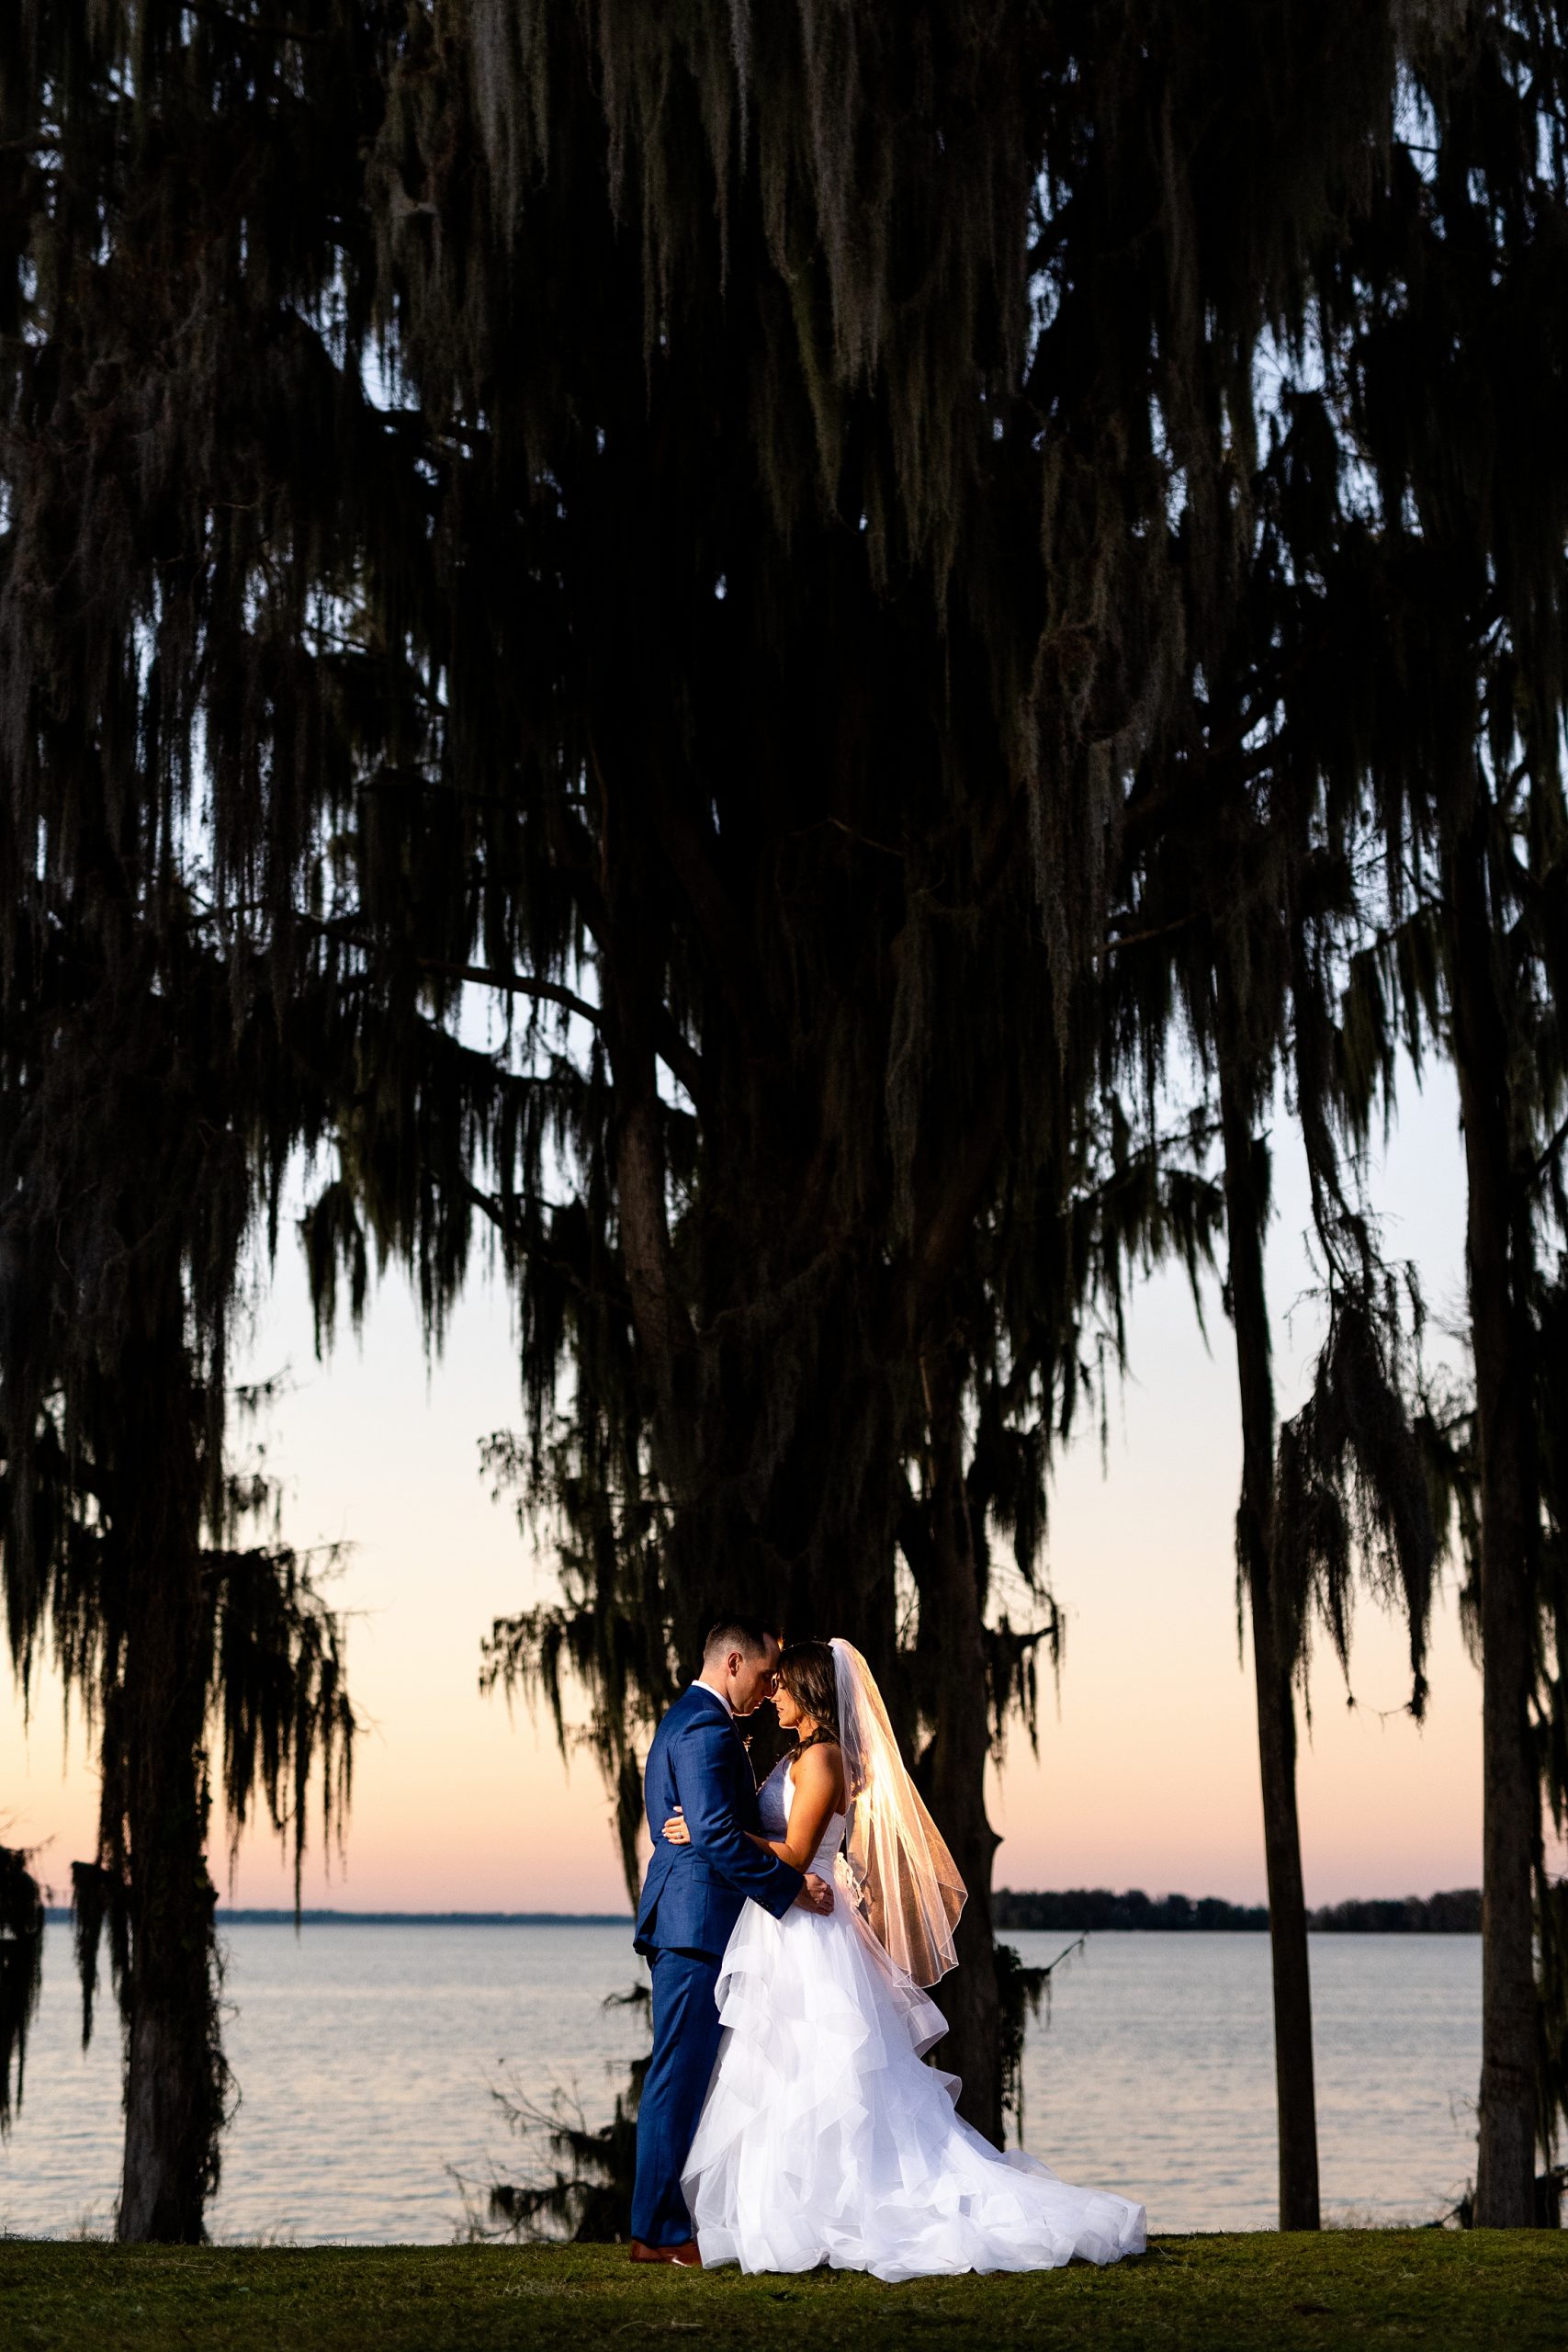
left=630, top=1682, right=803, bottom=2247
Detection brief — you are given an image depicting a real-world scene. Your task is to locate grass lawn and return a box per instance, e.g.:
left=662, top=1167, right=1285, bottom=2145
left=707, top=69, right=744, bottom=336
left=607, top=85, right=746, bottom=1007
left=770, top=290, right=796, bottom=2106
left=0, top=2233, right=1563, bottom=2352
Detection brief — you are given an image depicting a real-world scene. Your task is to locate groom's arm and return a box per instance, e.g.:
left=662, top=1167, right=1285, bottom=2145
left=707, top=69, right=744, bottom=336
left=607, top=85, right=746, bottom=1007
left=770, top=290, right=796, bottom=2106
left=674, top=1721, right=804, bottom=1920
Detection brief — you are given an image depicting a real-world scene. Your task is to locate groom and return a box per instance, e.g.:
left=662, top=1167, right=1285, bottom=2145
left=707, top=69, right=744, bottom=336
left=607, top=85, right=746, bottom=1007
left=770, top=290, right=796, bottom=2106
left=629, top=1615, right=834, bottom=2265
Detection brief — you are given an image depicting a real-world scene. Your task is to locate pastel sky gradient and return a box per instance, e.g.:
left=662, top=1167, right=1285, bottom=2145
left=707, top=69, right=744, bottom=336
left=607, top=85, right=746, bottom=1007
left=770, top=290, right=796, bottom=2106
left=1, top=1057, right=1489, bottom=1915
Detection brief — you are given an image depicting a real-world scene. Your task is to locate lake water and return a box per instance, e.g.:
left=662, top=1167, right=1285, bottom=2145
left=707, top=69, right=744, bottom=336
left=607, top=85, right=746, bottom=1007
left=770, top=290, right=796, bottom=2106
left=0, top=1922, right=1483, bottom=2241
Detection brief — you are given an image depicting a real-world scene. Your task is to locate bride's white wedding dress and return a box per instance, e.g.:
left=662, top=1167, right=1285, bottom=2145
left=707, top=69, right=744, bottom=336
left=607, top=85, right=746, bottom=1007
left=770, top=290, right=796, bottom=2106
left=681, top=1757, right=1147, bottom=2280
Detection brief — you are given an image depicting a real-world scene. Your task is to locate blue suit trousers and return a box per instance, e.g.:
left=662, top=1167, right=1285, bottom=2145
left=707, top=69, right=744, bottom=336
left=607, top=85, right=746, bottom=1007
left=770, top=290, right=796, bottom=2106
left=629, top=1947, right=725, bottom=2246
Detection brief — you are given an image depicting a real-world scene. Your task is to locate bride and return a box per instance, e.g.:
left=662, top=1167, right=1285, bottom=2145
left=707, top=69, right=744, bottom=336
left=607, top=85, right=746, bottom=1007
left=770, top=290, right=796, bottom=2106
left=660, top=1636, right=1146, bottom=2281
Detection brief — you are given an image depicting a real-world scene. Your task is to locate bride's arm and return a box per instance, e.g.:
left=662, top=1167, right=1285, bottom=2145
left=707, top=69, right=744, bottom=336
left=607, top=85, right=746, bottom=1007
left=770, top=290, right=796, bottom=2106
left=660, top=1745, right=845, bottom=1865
left=660, top=1815, right=782, bottom=1855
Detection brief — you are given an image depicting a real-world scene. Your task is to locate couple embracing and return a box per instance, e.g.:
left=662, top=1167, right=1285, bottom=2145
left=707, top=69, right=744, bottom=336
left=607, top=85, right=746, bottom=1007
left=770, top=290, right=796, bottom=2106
left=630, top=1618, right=1146, bottom=2282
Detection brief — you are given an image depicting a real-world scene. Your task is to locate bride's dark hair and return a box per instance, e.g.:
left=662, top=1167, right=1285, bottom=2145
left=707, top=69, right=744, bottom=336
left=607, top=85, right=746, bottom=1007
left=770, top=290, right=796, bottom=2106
left=778, top=1640, right=840, bottom=1755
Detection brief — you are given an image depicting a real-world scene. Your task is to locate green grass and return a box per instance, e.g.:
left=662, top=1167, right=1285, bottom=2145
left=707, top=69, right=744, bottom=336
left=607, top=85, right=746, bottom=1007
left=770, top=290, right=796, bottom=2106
left=0, top=2234, right=1564, bottom=2352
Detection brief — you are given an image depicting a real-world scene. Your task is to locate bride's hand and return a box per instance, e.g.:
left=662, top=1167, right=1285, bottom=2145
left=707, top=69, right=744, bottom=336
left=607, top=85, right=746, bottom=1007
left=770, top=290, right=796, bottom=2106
left=661, top=1806, right=691, bottom=1846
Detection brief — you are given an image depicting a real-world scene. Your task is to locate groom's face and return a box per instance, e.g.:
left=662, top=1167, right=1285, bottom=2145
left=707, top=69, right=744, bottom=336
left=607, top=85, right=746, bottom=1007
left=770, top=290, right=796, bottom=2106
left=730, top=1635, right=782, bottom=1717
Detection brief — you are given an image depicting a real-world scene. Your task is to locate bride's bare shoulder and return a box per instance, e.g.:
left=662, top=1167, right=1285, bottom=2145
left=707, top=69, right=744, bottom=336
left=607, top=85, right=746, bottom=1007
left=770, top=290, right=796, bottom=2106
left=789, top=1737, right=847, bottom=1807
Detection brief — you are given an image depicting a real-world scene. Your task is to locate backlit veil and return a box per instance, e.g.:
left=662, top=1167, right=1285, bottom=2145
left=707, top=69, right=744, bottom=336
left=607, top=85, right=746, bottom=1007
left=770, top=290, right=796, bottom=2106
left=829, top=1637, right=966, bottom=1987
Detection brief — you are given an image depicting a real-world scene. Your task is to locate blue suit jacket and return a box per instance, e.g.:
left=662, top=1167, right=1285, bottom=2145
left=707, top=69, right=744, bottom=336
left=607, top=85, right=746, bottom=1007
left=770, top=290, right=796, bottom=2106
left=634, top=1684, right=803, bottom=1961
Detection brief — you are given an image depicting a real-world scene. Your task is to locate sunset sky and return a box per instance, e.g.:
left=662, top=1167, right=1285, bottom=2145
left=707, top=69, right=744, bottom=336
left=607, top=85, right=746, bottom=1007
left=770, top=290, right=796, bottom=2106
left=1, top=1053, right=1488, bottom=1917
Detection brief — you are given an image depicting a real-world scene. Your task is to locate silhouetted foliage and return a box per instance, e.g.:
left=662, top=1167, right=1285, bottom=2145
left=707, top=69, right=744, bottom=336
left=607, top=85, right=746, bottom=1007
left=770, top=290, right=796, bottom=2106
left=458, top=1985, right=651, bottom=2245
left=1312, top=1894, right=1484, bottom=1937
left=995, top=1937, right=1069, bottom=2144
left=996, top=1890, right=1271, bottom=1935
left=0, top=1843, right=44, bottom=2134
left=993, top=1887, right=1483, bottom=1934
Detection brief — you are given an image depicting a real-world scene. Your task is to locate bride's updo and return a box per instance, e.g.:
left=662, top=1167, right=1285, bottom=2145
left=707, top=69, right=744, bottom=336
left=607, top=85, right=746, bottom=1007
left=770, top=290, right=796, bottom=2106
left=777, top=1640, right=840, bottom=1755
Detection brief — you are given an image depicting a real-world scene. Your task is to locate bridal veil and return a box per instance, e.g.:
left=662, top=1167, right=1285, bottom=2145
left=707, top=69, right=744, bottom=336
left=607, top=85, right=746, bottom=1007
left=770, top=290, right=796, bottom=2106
left=830, top=1636, right=967, bottom=1987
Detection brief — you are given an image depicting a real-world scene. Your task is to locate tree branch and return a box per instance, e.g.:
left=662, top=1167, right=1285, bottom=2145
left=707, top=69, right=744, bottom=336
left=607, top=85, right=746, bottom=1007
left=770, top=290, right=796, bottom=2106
left=1531, top=1104, right=1568, bottom=1188
left=416, top=960, right=599, bottom=1025
left=585, top=732, right=766, bottom=1060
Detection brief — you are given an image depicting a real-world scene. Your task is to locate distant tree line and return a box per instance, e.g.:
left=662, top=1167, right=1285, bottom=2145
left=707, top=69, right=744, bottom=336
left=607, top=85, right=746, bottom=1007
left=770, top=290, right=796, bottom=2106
left=994, top=1889, right=1483, bottom=1936
left=2, top=0, right=1567, bottom=2245
left=1312, top=1894, right=1484, bottom=1938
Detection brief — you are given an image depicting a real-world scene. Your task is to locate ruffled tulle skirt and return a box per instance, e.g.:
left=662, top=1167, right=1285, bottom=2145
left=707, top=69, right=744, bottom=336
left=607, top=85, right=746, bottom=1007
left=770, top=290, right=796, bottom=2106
left=680, top=1874, right=1147, bottom=2282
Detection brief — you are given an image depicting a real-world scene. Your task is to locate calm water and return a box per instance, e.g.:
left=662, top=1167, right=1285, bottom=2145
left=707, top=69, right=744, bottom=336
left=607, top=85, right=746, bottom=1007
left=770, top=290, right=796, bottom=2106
left=0, top=1922, right=1481, bottom=2241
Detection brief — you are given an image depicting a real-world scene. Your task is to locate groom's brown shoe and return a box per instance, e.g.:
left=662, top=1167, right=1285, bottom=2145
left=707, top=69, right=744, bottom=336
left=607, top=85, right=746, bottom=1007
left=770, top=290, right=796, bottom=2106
left=629, top=2240, right=703, bottom=2267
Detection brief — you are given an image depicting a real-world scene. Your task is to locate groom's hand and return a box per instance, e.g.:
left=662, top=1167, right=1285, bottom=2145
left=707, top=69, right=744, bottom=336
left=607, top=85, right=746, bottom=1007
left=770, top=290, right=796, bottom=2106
left=795, top=1872, right=833, bottom=1916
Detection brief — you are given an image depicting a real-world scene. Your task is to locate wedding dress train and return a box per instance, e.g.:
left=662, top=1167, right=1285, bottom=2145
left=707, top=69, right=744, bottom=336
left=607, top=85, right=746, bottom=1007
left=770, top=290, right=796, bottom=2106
left=681, top=1758, right=1147, bottom=2281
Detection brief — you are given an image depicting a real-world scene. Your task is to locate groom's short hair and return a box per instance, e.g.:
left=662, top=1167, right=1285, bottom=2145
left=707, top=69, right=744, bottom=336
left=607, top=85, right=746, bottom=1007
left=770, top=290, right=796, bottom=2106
left=702, top=1614, right=777, bottom=1663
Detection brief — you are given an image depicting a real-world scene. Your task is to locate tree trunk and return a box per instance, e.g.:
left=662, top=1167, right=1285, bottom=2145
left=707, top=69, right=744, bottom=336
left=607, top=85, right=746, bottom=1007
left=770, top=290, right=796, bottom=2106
left=116, top=1312, right=222, bottom=2245
left=1219, top=1065, right=1322, bottom=2231
left=919, top=1347, right=1003, bottom=2143
left=1448, top=822, right=1540, bottom=2229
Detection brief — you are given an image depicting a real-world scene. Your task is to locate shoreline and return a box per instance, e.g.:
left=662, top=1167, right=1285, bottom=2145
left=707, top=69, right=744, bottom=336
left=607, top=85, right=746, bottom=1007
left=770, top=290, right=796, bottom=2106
left=36, top=1905, right=1484, bottom=1934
